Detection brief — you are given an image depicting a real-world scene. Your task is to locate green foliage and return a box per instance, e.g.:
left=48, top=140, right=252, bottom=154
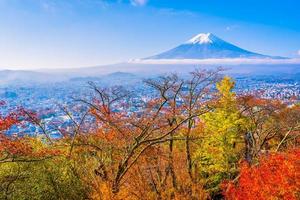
left=194, top=77, right=245, bottom=195
left=0, top=141, right=89, bottom=200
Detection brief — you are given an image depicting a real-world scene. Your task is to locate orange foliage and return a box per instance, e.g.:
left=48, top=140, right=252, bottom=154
left=2, top=74, right=300, bottom=199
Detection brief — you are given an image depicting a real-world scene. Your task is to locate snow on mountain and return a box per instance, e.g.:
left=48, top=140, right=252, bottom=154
left=187, top=33, right=213, bottom=44
left=145, top=33, right=285, bottom=60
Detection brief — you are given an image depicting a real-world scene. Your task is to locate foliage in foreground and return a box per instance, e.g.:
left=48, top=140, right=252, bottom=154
left=223, top=149, right=300, bottom=200
left=0, top=71, right=299, bottom=200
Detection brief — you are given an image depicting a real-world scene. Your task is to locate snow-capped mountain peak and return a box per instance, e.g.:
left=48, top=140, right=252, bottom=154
left=144, top=32, right=286, bottom=60
left=187, top=33, right=213, bottom=44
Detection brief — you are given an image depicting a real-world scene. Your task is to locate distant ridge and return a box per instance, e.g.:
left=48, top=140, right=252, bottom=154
left=145, top=33, right=286, bottom=60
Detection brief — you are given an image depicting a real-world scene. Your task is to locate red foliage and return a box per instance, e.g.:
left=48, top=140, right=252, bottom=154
left=223, top=149, right=300, bottom=200
left=0, top=108, right=61, bottom=160
left=0, top=113, right=19, bottom=131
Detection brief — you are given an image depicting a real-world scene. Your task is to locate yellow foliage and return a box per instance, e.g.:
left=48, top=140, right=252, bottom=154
left=194, top=76, right=245, bottom=195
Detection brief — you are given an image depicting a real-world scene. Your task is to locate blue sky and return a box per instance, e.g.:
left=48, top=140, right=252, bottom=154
left=0, top=0, right=300, bottom=69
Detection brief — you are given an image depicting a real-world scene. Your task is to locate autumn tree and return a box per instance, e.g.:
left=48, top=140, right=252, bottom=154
left=237, top=95, right=300, bottom=163
left=70, top=70, right=221, bottom=199
left=223, top=148, right=300, bottom=200
left=0, top=105, right=89, bottom=200
left=194, top=76, right=245, bottom=197
left=179, top=69, right=221, bottom=185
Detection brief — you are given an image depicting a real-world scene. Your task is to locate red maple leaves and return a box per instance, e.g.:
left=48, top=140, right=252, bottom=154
left=0, top=107, right=61, bottom=162
left=223, top=149, right=300, bottom=200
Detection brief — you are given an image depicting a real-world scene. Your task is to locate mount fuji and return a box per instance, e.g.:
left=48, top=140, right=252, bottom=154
left=1, top=33, right=299, bottom=85
left=144, top=33, right=285, bottom=60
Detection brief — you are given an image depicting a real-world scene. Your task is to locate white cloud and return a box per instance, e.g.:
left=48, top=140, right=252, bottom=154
left=298, top=50, right=300, bottom=56
left=130, top=58, right=300, bottom=65
left=130, top=0, right=148, bottom=6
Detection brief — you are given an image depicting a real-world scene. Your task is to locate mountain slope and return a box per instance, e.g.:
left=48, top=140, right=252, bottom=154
left=146, top=33, right=284, bottom=60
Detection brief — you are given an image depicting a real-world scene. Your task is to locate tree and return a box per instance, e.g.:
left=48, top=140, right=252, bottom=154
left=72, top=70, right=221, bottom=199
left=194, top=77, right=245, bottom=197
left=0, top=106, right=88, bottom=200
left=0, top=150, right=89, bottom=200
left=180, top=69, right=221, bottom=184
left=238, top=95, right=300, bottom=163
left=223, top=148, right=300, bottom=200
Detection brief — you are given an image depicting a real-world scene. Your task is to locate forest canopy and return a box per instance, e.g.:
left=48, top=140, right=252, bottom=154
left=0, top=70, right=299, bottom=200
